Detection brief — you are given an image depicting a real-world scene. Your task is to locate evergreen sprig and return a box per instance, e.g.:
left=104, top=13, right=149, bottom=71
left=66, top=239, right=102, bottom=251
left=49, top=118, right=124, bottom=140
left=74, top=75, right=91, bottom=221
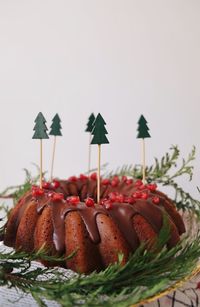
left=0, top=146, right=200, bottom=306
left=0, top=234, right=200, bottom=306
left=106, top=145, right=199, bottom=216
left=0, top=166, right=43, bottom=203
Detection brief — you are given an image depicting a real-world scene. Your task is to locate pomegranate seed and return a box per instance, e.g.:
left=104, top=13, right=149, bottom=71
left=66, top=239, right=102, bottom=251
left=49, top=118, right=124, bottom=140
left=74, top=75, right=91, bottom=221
left=31, top=185, right=38, bottom=191
left=152, top=196, right=160, bottom=204
left=32, top=188, right=44, bottom=197
left=115, top=194, right=124, bottom=203
left=101, top=178, right=110, bottom=185
left=47, top=192, right=54, bottom=198
left=68, top=176, right=77, bottom=182
left=42, top=181, right=50, bottom=189
left=126, top=179, right=133, bottom=185
left=79, top=174, right=88, bottom=181
left=111, top=176, right=120, bottom=187
left=85, top=197, right=95, bottom=207
left=141, top=192, right=149, bottom=200
left=139, top=184, right=147, bottom=190
left=135, top=179, right=143, bottom=187
left=52, top=180, right=60, bottom=189
left=90, top=172, right=97, bottom=180
left=147, top=184, right=157, bottom=191
left=67, top=196, right=80, bottom=205
left=104, top=200, right=113, bottom=210
left=100, top=198, right=107, bottom=206
left=122, top=176, right=127, bottom=182
left=124, top=197, right=135, bottom=204
left=51, top=193, right=64, bottom=201
left=108, top=192, right=117, bottom=202
left=132, top=192, right=142, bottom=199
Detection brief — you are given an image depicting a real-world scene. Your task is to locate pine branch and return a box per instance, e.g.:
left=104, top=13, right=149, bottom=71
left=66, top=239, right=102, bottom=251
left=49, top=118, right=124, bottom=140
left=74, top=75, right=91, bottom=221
left=0, top=233, right=200, bottom=306
left=106, top=146, right=199, bottom=216
left=0, top=146, right=199, bottom=306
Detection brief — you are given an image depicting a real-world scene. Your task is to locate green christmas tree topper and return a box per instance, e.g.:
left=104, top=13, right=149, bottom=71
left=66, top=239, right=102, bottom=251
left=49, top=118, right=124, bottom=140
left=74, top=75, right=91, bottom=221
left=49, top=114, right=62, bottom=136
left=91, top=113, right=109, bottom=145
left=85, top=113, right=95, bottom=133
left=137, top=115, right=151, bottom=139
left=32, top=112, right=49, bottom=139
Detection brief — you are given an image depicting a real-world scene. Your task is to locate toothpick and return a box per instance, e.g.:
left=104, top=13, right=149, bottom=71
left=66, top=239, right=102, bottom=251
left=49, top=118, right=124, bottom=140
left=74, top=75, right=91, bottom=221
left=50, top=136, right=56, bottom=181
left=142, top=138, right=146, bottom=184
left=40, top=139, right=43, bottom=189
left=97, top=144, right=101, bottom=204
left=88, top=133, right=92, bottom=175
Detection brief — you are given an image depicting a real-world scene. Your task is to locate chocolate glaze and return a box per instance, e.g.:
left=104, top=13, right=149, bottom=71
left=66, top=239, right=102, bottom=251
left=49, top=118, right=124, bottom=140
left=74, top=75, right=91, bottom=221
left=4, top=178, right=185, bottom=256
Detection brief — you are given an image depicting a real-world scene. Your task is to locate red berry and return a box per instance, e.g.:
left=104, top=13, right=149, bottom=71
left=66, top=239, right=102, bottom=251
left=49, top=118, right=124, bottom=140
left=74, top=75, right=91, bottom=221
left=31, top=185, right=37, bottom=191
left=52, top=180, right=60, bottom=189
left=141, top=192, right=149, bottom=200
left=111, top=176, right=120, bottom=187
left=108, top=192, right=117, bottom=202
left=132, top=192, right=142, bottom=199
left=51, top=193, right=64, bottom=201
left=126, top=179, right=133, bottom=185
left=67, top=196, right=80, bottom=205
left=135, top=179, right=143, bottom=187
left=104, top=200, right=113, bottom=210
left=100, top=198, right=107, bottom=206
left=85, top=197, right=95, bottom=207
left=47, top=192, right=54, bottom=198
left=111, top=180, right=118, bottom=187
left=42, top=181, right=50, bottom=189
left=90, top=172, right=97, bottom=180
left=152, top=196, right=160, bottom=204
left=68, top=176, right=77, bottom=182
left=101, top=178, right=110, bottom=185
left=147, top=183, right=157, bottom=191
left=79, top=174, right=88, bottom=181
left=115, top=194, right=124, bottom=203
left=139, top=184, right=147, bottom=190
left=122, top=176, right=127, bottom=182
left=124, top=197, right=135, bottom=204
left=32, top=188, right=44, bottom=197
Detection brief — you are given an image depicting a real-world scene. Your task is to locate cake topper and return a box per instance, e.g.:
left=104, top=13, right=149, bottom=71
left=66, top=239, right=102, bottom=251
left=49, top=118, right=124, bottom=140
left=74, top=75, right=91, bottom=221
left=49, top=114, right=62, bottom=181
left=85, top=113, right=95, bottom=175
left=137, top=115, right=151, bottom=183
left=91, top=113, right=109, bottom=203
left=32, top=112, right=49, bottom=188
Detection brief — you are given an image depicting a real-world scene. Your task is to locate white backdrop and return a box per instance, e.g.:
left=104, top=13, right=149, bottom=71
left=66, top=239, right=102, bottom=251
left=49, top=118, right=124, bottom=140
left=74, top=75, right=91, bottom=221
left=0, top=0, right=199, bottom=198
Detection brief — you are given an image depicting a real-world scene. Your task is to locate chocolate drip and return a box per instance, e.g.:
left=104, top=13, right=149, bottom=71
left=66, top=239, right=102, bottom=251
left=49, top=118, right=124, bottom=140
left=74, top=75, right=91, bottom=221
left=52, top=201, right=66, bottom=253
left=62, top=204, right=108, bottom=243
left=4, top=176, right=185, bottom=258
left=52, top=200, right=165, bottom=253
left=108, top=203, right=140, bottom=250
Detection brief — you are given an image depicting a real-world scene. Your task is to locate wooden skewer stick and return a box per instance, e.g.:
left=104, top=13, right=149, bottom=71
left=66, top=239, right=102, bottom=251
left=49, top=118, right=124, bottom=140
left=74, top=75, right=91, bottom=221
left=97, top=144, right=101, bottom=204
left=142, top=138, right=146, bottom=184
left=40, top=139, right=43, bottom=189
left=50, top=136, right=57, bottom=181
left=88, top=133, right=92, bottom=175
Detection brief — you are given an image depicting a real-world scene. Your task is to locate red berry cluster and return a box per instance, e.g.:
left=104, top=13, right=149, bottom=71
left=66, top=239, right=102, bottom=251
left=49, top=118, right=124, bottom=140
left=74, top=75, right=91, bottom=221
left=66, top=196, right=80, bottom=205
left=42, top=180, right=60, bottom=189
left=31, top=186, right=45, bottom=197
left=84, top=197, right=95, bottom=207
left=50, top=192, right=64, bottom=201
left=100, top=199, right=113, bottom=210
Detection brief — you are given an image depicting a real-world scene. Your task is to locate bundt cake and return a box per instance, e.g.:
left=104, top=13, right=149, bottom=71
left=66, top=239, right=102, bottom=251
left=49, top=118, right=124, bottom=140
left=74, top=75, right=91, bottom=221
left=2, top=173, right=185, bottom=274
